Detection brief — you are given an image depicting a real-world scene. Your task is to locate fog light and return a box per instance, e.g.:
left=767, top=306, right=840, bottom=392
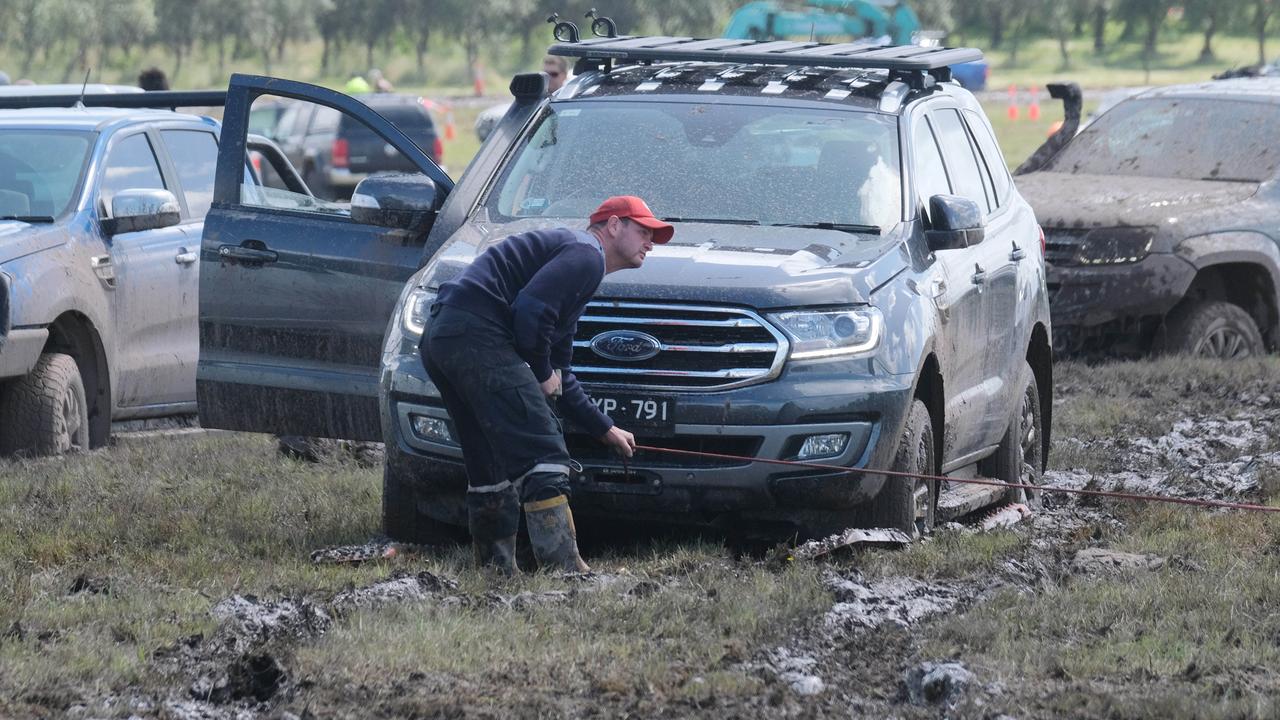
left=411, top=415, right=455, bottom=444
left=796, top=433, right=848, bottom=461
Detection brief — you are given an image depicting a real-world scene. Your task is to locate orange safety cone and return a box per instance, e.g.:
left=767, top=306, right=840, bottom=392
left=1006, top=84, right=1020, bottom=121
left=444, top=101, right=456, bottom=141
left=1027, top=86, right=1041, bottom=121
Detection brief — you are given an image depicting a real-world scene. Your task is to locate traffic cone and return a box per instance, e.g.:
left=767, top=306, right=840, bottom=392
left=444, top=101, right=456, bottom=140
left=1028, top=86, right=1041, bottom=121
left=1006, top=84, right=1019, bottom=121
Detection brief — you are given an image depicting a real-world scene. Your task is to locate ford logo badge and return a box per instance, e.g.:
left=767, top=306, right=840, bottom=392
left=590, top=330, right=662, bottom=362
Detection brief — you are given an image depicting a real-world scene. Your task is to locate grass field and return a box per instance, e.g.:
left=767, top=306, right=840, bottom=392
left=3, top=358, right=1279, bottom=718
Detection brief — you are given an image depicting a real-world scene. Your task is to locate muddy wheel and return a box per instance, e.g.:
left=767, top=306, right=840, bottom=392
left=0, top=353, right=90, bottom=457
left=867, top=399, right=936, bottom=537
left=382, top=460, right=466, bottom=546
left=1159, top=300, right=1263, bottom=360
left=982, top=361, right=1043, bottom=506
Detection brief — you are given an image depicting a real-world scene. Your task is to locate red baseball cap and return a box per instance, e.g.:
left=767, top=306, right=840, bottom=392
left=589, top=195, right=674, bottom=244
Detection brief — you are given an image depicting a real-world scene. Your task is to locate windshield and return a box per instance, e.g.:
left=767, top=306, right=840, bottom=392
left=488, top=101, right=901, bottom=231
left=1048, top=97, right=1280, bottom=182
left=0, top=129, right=93, bottom=219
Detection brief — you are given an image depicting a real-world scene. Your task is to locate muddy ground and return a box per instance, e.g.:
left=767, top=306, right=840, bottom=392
left=5, top=358, right=1280, bottom=719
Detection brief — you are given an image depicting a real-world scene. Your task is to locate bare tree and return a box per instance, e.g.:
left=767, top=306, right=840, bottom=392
left=1251, top=0, right=1278, bottom=64
left=154, top=0, right=201, bottom=82
left=1184, top=0, right=1243, bottom=62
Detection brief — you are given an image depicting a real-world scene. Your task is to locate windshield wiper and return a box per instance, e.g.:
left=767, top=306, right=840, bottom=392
left=769, top=221, right=881, bottom=235
left=662, top=217, right=760, bottom=225
left=0, top=215, right=55, bottom=223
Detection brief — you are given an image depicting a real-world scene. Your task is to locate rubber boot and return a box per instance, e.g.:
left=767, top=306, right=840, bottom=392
left=523, top=494, right=590, bottom=573
left=467, top=488, right=519, bottom=575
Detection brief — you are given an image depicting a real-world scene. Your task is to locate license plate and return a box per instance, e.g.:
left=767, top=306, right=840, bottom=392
left=591, top=393, right=675, bottom=430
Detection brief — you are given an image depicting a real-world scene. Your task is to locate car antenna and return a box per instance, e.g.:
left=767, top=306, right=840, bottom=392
left=74, top=68, right=91, bottom=109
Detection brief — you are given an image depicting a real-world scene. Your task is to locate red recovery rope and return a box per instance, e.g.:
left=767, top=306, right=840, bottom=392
left=632, top=444, right=1280, bottom=515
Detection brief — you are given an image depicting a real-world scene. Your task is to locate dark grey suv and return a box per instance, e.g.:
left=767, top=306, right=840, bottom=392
left=198, top=36, right=1052, bottom=540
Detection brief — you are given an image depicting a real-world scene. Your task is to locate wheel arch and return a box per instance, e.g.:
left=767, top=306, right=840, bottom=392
left=913, top=352, right=944, bottom=475
left=43, top=312, right=111, bottom=448
left=1178, top=262, right=1279, bottom=351
left=1027, top=322, right=1052, bottom=472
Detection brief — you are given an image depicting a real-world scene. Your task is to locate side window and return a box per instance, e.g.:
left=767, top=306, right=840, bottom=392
left=911, top=116, right=950, bottom=223
left=964, top=109, right=1012, bottom=206
left=241, top=94, right=431, bottom=215
left=160, top=129, right=218, bottom=219
left=931, top=109, right=990, bottom=213
left=99, top=133, right=166, bottom=213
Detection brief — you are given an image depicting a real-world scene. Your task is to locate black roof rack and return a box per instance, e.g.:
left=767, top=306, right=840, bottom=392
left=0, top=90, right=226, bottom=110
left=549, top=35, right=982, bottom=74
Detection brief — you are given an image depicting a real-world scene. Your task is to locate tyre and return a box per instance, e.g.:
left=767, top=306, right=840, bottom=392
left=1158, top=300, right=1264, bottom=360
left=982, top=361, right=1043, bottom=506
left=0, top=353, right=90, bottom=457
left=382, top=459, right=467, bottom=545
left=866, top=399, right=936, bottom=537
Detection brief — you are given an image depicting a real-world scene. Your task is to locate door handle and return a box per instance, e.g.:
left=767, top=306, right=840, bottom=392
left=1010, top=242, right=1026, bottom=262
left=217, top=244, right=278, bottom=264
left=971, top=264, right=986, bottom=285
left=175, top=248, right=198, bottom=265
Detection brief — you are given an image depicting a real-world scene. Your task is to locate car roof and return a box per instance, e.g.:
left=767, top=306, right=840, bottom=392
left=1140, top=77, right=1280, bottom=103
left=0, top=83, right=144, bottom=96
left=0, top=106, right=215, bottom=132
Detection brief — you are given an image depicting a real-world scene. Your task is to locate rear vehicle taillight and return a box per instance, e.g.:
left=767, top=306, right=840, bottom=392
left=433, top=136, right=444, bottom=164
left=331, top=138, right=349, bottom=168
left=1038, top=225, right=1046, bottom=255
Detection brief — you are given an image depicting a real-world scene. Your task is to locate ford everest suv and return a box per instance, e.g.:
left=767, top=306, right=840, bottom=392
left=198, top=36, right=1052, bottom=539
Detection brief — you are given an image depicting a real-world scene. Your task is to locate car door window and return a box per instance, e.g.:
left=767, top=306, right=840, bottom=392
left=964, top=109, right=1011, bottom=206
left=160, top=129, right=218, bottom=219
left=241, top=94, right=430, bottom=212
left=100, top=132, right=166, bottom=213
left=911, top=116, right=950, bottom=223
left=931, top=109, right=989, bottom=213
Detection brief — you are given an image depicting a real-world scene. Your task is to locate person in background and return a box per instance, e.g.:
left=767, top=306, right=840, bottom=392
left=474, top=54, right=572, bottom=142
left=368, top=68, right=394, bottom=93
left=138, top=67, right=169, bottom=91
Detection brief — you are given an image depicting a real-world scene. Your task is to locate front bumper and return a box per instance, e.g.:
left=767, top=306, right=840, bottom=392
left=380, top=350, right=914, bottom=529
left=1047, top=253, right=1195, bottom=330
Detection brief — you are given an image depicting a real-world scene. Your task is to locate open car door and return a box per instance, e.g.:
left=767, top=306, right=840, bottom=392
left=198, top=74, right=454, bottom=441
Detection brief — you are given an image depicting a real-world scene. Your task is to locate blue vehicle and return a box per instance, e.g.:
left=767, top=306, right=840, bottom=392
left=197, top=35, right=1051, bottom=542
left=723, top=1, right=989, bottom=90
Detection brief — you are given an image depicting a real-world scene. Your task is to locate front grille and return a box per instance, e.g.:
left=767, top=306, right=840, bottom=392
left=1043, top=228, right=1087, bottom=266
left=572, top=301, right=788, bottom=390
left=566, top=433, right=762, bottom=468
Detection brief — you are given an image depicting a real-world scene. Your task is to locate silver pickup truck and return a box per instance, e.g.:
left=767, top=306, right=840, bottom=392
left=0, top=97, right=221, bottom=455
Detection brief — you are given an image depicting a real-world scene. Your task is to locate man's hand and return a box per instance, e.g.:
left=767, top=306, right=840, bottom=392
left=601, top=426, right=636, bottom=458
left=540, top=369, right=562, bottom=398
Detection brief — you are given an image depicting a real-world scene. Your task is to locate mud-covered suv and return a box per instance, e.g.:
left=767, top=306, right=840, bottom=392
left=0, top=92, right=223, bottom=455
left=198, top=36, right=1052, bottom=540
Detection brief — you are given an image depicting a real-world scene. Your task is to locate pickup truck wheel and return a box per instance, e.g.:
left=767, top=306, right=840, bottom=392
left=0, top=353, right=90, bottom=456
left=382, top=462, right=466, bottom=546
left=1159, top=300, right=1263, bottom=360
left=983, top=361, right=1043, bottom=506
left=867, top=399, right=936, bottom=538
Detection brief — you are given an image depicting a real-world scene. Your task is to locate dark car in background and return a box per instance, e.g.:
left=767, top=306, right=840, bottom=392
left=270, top=92, right=445, bottom=199
left=1017, top=78, right=1280, bottom=358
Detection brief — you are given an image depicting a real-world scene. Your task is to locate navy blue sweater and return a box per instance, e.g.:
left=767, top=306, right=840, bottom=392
left=437, top=227, right=613, bottom=438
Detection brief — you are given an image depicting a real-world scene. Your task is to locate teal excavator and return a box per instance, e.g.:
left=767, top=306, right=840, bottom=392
left=723, top=0, right=920, bottom=45
left=722, top=0, right=988, bottom=89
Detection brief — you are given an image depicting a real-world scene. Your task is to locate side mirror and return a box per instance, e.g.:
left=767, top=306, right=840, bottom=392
left=351, top=173, right=440, bottom=233
left=103, top=189, right=181, bottom=235
left=925, top=194, right=985, bottom=251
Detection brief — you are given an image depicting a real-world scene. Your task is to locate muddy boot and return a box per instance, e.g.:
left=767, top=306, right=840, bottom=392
left=467, top=488, right=519, bottom=575
left=523, top=494, right=590, bottom=573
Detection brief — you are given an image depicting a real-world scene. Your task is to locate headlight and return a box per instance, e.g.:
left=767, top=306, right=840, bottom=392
left=401, top=288, right=437, bottom=340
left=1076, top=227, right=1154, bottom=265
left=767, top=306, right=883, bottom=360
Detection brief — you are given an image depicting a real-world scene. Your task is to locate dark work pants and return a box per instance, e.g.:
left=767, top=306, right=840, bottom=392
left=420, top=304, right=573, bottom=503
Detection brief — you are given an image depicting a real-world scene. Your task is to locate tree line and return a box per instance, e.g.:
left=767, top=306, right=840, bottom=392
left=0, top=0, right=1275, bottom=86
